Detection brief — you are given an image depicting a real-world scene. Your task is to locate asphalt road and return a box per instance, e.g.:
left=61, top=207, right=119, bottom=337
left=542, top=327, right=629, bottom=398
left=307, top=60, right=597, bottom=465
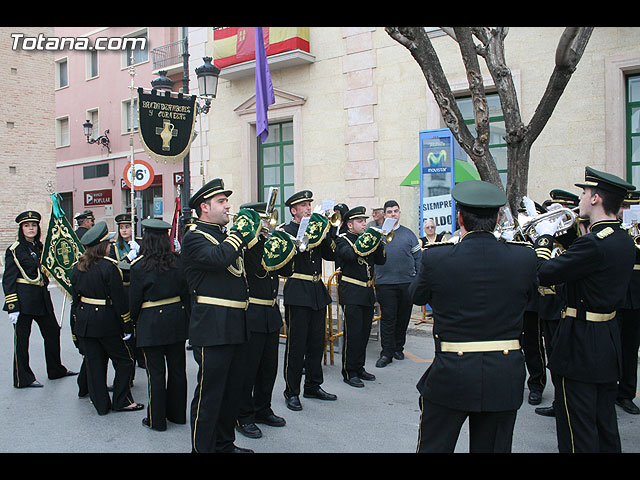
left=1, top=284, right=640, bottom=454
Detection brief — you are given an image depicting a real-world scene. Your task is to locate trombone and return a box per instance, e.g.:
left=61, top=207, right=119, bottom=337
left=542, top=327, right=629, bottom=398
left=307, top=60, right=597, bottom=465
left=318, top=209, right=342, bottom=228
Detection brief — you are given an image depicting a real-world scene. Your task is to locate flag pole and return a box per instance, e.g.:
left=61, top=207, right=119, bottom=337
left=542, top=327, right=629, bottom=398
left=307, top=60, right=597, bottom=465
left=128, top=54, right=137, bottom=235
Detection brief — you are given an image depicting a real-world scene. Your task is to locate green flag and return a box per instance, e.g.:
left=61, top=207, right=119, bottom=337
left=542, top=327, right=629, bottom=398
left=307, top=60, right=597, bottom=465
left=41, top=193, right=85, bottom=297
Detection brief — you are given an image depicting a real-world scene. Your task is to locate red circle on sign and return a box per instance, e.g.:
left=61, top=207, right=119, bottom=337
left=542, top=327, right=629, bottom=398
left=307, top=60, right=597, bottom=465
left=123, top=160, right=155, bottom=190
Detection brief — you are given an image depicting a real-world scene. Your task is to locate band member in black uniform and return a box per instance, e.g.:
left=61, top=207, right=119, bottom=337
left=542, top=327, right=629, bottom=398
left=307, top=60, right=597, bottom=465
left=534, top=189, right=580, bottom=417
left=3, top=211, right=77, bottom=388
left=335, top=206, right=386, bottom=388
left=70, top=221, right=142, bottom=415
left=281, top=190, right=338, bottom=411
left=533, top=167, right=636, bottom=453
left=615, top=189, right=640, bottom=415
left=109, top=213, right=142, bottom=369
left=182, top=178, right=261, bottom=453
left=409, top=180, right=538, bottom=453
left=74, top=210, right=95, bottom=240
left=235, top=202, right=294, bottom=439
left=129, top=218, right=190, bottom=431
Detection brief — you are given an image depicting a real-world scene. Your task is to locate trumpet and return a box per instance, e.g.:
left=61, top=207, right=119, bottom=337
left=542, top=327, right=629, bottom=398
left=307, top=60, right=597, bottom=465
left=229, top=209, right=279, bottom=229
left=518, top=205, right=578, bottom=240
left=370, top=227, right=394, bottom=244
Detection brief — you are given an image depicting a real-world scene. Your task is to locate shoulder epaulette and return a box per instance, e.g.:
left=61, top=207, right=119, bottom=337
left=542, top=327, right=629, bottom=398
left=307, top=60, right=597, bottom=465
left=130, top=255, right=144, bottom=265
left=596, top=227, right=614, bottom=239
left=9, top=240, right=19, bottom=252
left=103, top=256, right=119, bottom=266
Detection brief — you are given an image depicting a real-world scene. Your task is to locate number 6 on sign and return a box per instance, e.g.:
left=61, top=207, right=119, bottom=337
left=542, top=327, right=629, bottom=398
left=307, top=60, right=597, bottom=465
left=123, top=160, right=155, bottom=190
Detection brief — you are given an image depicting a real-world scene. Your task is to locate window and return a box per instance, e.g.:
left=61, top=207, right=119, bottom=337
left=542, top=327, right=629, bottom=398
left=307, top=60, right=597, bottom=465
left=55, top=58, right=68, bottom=89
left=258, top=122, right=294, bottom=223
left=456, top=93, right=508, bottom=186
left=56, top=116, right=70, bottom=147
left=83, top=163, right=109, bottom=179
left=627, top=74, right=640, bottom=187
left=124, top=30, right=148, bottom=67
left=86, top=109, right=99, bottom=140
left=123, top=98, right=139, bottom=133
left=86, top=50, right=98, bottom=79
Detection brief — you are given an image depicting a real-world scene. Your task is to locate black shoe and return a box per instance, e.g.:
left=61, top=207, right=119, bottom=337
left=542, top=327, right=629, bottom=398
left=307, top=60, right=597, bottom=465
left=142, top=417, right=166, bottom=431
left=344, top=377, right=365, bottom=388
left=528, top=391, right=542, bottom=405
left=236, top=422, right=262, bottom=439
left=393, top=351, right=405, bottom=360
left=358, top=370, right=376, bottom=381
left=303, top=387, right=337, bottom=401
left=616, top=398, right=640, bottom=415
left=534, top=406, right=555, bottom=417
left=114, top=403, right=144, bottom=412
left=375, top=355, right=392, bottom=368
left=221, top=445, right=254, bottom=453
left=284, top=394, right=302, bottom=411
left=255, top=412, right=286, bottom=427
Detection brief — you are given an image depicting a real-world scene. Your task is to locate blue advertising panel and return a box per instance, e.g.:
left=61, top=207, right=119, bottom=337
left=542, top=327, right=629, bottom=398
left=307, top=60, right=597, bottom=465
left=419, top=129, right=456, bottom=236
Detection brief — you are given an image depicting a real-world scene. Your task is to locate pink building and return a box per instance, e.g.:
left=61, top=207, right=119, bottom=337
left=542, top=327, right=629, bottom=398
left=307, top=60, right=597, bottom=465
left=54, top=27, right=187, bottom=232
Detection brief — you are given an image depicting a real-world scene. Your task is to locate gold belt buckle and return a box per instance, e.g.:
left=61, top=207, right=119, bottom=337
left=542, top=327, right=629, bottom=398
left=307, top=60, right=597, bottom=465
left=312, top=273, right=320, bottom=282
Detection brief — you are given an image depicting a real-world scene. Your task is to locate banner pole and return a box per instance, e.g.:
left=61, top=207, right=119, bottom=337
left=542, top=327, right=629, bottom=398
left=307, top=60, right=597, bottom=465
left=128, top=54, right=137, bottom=235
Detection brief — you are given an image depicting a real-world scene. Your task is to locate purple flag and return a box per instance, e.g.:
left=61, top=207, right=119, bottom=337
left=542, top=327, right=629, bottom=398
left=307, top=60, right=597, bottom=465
left=255, top=27, right=275, bottom=143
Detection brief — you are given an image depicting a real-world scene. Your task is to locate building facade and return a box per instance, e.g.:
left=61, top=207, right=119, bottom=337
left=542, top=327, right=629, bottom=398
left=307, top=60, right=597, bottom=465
left=0, top=26, right=56, bottom=253
left=195, top=27, right=640, bottom=235
left=53, top=26, right=193, bottom=233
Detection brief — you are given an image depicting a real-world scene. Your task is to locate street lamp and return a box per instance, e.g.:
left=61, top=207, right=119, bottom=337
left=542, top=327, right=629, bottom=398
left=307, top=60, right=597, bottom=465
left=151, top=70, right=175, bottom=93
left=82, top=120, right=111, bottom=153
left=195, top=57, right=220, bottom=114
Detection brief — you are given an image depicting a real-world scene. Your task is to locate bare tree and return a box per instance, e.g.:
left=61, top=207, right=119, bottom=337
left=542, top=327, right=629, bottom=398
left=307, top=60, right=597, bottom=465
left=386, top=27, right=593, bottom=214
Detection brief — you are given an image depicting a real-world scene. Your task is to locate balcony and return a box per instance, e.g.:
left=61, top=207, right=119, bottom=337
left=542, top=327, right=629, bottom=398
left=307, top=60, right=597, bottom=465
left=150, top=39, right=185, bottom=75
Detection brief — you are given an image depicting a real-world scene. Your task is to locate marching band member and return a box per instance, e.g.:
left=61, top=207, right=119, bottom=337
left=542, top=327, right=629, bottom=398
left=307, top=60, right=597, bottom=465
left=3, top=211, right=77, bottom=388
left=533, top=167, right=636, bottom=453
left=335, top=206, right=386, bottom=388
left=234, top=202, right=294, bottom=439
left=70, top=221, right=142, bottom=415
left=281, top=190, right=337, bottom=411
left=409, top=180, right=538, bottom=453
left=615, top=189, right=640, bottom=415
left=129, top=218, right=190, bottom=431
left=182, top=178, right=261, bottom=453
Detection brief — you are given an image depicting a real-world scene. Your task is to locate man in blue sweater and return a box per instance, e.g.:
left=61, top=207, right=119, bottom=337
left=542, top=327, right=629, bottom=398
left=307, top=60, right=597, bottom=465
left=374, top=200, right=422, bottom=367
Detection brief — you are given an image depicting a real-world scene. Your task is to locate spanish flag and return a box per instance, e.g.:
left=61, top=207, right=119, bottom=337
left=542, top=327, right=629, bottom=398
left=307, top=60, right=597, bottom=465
left=213, top=27, right=310, bottom=69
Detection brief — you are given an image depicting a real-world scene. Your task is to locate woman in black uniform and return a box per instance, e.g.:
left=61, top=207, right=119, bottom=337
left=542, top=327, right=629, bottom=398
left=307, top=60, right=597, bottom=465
left=129, top=219, right=190, bottom=431
left=3, top=210, right=77, bottom=388
left=70, top=221, right=143, bottom=415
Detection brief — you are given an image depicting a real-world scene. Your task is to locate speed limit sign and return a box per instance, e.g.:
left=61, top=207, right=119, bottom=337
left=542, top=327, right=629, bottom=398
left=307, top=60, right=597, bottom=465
left=123, top=160, right=155, bottom=190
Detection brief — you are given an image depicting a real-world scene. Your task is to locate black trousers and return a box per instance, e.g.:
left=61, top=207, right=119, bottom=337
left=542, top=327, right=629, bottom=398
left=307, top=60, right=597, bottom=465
left=522, top=310, right=546, bottom=394
left=190, top=343, right=245, bottom=453
left=554, top=375, right=621, bottom=453
left=341, top=304, right=374, bottom=380
left=417, top=396, right=517, bottom=453
left=13, top=313, right=67, bottom=387
left=141, top=341, right=187, bottom=430
left=79, top=335, right=136, bottom=415
left=237, top=330, right=280, bottom=424
left=283, top=305, right=326, bottom=397
left=376, top=283, right=412, bottom=358
left=617, top=308, right=640, bottom=401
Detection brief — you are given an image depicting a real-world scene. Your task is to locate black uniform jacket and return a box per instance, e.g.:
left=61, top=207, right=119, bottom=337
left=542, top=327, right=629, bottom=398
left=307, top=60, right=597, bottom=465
left=281, top=220, right=336, bottom=310
left=409, top=231, right=538, bottom=412
left=244, top=235, right=293, bottom=334
left=129, top=254, right=190, bottom=348
left=536, top=220, right=636, bottom=383
left=70, top=257, right=131, bottom=338
left=181, top=219, right=249, bottom=347
left=3, top=240, right=54, bottom=317
left=335, top=231, right=386, bottom=307
left=621, top=239, right=640, bottom=310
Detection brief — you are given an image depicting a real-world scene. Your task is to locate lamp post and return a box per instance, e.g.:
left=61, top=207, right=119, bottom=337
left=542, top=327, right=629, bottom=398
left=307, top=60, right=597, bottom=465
left=195, top=56, right=220, bottom=114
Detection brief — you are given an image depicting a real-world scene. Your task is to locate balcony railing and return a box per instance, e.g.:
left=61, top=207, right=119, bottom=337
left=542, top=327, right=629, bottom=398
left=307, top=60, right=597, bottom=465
left=150, top=39, right=186, bottom=70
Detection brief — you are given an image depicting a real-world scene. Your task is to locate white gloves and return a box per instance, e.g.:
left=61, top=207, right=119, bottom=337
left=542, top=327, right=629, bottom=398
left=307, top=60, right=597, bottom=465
left=123, top=333, right=132, bottom=341
left=535, top=218, right=561, bottom=237
left=500, top=230, right=515, bottom=241
left=9, top=312, right=19, bottom=324
left=126, top=240, right=140, bottom=261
